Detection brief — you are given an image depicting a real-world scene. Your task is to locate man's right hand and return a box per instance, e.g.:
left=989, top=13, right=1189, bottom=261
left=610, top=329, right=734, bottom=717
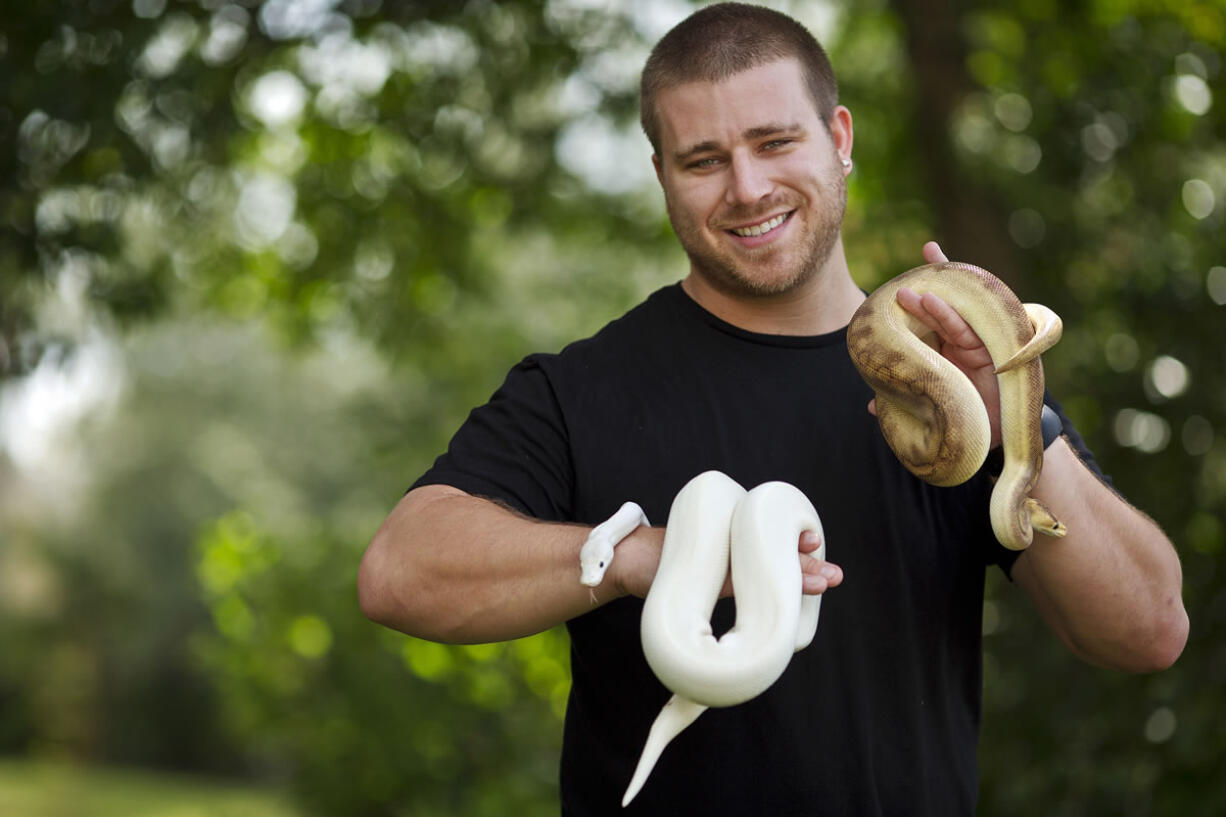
left=607, top=525, right=843, bottom=600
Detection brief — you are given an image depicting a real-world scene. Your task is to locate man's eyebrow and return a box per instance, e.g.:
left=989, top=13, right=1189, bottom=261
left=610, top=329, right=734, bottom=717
left=673, top=140, right=721, bottom=164
left=671, top=123, right=805, bottom=163
left=744, top=122, right=804, bottom=140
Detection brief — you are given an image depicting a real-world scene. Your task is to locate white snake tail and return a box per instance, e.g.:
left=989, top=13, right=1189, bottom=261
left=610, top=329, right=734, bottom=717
left=846, top=261, right=1066, bottom=549
left=579, top=471, right=825, bottom=806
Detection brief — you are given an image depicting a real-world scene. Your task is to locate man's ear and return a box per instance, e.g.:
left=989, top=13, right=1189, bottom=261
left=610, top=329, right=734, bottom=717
left=829, top=105, right=854, bottom=169
left=652, top=153, right=664, bottom=185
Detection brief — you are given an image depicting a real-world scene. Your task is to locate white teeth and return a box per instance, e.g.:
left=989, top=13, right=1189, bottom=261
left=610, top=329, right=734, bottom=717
left=732, top=213, right=787, bottom=237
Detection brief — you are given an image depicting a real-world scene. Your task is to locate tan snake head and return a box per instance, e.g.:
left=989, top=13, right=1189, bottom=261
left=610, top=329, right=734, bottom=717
left=846, top=262, right=1065, bottom=550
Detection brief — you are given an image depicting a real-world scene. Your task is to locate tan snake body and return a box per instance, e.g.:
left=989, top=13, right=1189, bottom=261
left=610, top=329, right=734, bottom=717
left=846, top=261, right=1066, bottom=550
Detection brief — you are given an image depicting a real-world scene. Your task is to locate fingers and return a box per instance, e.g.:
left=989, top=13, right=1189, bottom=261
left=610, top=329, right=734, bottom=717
left=798, top=529, right=841, bottom=594
left=801, top=558, right=843, bottom=595
left=799, top=529, right=823, bottom=553
left=920, top=292, right=985, bottom=352
left=912, top=241, right=984, bottom=352
left=897, top=287, right=991, bottom=365
left=717, top=534, right=842, bottom=599
left=895, top=286, right=939, bottom=334
left=922, top=240, right=949, bottom=264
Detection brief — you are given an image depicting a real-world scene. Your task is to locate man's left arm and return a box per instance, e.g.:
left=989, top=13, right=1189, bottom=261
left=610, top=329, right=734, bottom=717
left=1010, top=437, right=1188, bottom=671
left=900, top=241, right=1188, bottom=672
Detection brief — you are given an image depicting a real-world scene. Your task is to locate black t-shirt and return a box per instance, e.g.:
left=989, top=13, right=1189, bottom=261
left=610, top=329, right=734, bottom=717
left=413, top=283, right=1101, bottom=816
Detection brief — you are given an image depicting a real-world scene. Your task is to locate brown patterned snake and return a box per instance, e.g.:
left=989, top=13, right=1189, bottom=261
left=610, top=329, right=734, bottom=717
left=846, top=262, right=1067, bottom=550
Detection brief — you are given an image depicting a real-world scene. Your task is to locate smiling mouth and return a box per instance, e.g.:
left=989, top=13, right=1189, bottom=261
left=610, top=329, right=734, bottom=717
left=729, top=212, right=792, bottom=238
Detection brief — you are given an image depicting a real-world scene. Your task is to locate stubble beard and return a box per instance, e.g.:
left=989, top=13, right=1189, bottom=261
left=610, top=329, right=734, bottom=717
left=669, top=165, right=848, bottom=300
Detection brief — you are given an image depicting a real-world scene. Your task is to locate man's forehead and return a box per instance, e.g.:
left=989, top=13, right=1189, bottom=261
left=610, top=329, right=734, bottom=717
left=654, top=59, right=819, bottom=150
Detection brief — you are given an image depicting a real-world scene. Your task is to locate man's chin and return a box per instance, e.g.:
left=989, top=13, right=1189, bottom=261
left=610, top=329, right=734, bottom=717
left=690, top=258, right=809, bottom=300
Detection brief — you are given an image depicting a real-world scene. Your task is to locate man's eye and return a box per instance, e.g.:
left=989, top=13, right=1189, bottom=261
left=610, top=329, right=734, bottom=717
left=689, top=157, right=720, bottom=169
left=763, top=139, right=793, bottom=150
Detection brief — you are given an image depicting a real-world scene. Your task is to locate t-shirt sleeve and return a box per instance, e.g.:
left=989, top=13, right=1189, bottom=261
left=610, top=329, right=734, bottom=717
left=409, top=355, right=574, bottom=521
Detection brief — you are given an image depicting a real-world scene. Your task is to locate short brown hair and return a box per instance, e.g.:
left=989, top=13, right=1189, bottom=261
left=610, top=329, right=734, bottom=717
left=640, top=3, right=839, bottom=155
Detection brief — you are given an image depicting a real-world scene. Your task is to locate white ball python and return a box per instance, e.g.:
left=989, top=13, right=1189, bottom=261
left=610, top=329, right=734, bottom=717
left=846, top=261, right=1067, bottom=550
left=578, top=262, right=1064, bottom=806
left=579, top=471, right=824, bottom=806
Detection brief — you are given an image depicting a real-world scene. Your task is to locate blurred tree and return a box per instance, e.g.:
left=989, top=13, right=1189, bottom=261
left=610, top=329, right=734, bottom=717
left=0, top=312, right=576, bottom=813
left=1, top=0, right=676, bottom=384
left=1, top=0, right=1224, bottom=815
left=3, top=1, right=678, bottom=814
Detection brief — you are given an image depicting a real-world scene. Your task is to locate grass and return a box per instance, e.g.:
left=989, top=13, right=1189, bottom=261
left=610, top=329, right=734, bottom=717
left=0, top=758, right=302, bottom=817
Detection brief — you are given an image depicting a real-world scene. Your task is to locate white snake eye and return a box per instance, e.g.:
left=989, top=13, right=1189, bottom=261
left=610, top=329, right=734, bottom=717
left=599, top=561, right=606, bottom=568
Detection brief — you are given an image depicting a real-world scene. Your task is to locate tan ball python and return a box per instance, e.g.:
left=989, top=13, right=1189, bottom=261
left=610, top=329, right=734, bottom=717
left=846, top=261, right=1067, bottom=550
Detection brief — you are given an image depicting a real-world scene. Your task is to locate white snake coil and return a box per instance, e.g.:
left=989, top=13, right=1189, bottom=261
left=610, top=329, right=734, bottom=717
left=580, top=471, right=824, bottom=806
left=578, top=262, right=1064, bottom=807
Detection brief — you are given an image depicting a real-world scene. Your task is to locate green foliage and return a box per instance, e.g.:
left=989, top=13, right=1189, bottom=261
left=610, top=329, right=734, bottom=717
left=1, top=0, right=1224, bottom=815
left=0, top=758, right=301, bottom=817
left=1, top=0, right=674, bottom=379
left=193, top=510, right=569, bottom=815
left=0, top=308, right=578, bottom=814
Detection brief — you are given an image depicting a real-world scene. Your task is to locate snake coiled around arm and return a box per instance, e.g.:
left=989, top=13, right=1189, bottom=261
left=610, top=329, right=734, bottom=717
left=846, top=261, right=1066, bottom=550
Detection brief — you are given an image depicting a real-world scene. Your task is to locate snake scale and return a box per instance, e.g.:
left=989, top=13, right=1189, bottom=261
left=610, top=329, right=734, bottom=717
left=579, top=261, right=1064, bottom=807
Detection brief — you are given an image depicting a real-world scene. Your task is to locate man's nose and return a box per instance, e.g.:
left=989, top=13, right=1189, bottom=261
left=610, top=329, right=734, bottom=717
left=725, top=154, right=774, bottom=205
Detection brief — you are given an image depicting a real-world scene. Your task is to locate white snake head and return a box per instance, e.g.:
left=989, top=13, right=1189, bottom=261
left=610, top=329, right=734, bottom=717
left=579, top=501, right=649, bottom=587
left=579, top=540, right=614, bottom=587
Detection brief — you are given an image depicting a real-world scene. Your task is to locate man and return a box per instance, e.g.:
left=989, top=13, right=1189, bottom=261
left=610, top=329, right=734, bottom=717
left=359, top=4, right=1187, bottom=815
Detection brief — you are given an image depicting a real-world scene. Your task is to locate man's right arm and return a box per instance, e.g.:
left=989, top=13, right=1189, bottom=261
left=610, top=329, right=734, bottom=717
left=358, top=485, right=843, bottom=645
left=357, top=485, right=664, bottom=644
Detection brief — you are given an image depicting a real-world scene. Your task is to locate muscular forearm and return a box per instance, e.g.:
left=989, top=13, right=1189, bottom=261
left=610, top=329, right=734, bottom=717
left=1012, top=438, right=1188, bottom=671
left=358, top=485, right=839, bottom=645
left=885, top=251, right=1187, bottom=670
left=358, top=485, right=652, bottom=644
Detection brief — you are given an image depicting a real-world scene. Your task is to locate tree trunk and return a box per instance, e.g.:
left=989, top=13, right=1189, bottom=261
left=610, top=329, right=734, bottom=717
left=889, top=0, right=1022, bottom=285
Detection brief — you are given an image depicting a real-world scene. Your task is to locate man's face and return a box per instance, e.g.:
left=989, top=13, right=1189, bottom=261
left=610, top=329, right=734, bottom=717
left=652, top=59, right=849, bottom=299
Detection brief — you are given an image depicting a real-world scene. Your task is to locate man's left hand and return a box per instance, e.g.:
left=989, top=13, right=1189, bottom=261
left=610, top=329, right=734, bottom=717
left=891, top=241, right=1002, bottom=447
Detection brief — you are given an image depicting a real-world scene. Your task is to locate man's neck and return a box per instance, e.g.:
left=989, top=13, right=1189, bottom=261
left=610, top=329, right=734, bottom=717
left=680, top=253, right=865, bottom=336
